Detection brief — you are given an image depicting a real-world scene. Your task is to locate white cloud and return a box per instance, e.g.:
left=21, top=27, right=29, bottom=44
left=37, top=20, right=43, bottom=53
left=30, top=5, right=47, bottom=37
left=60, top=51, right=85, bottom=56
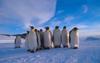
left=74, top=24, right=88, bottom=29
left=82, top=5, right=88, bottom=13
left=64, top=16, right=75, bottom=22
left=56, top=10, right=64, bottom=14
left=80, top=29, right=100, bottom=36
left=74, top=24, right=100, bottom=38
left=1, top=0, right=56, bottom=30
left=50, top=20, right=61, bottom=30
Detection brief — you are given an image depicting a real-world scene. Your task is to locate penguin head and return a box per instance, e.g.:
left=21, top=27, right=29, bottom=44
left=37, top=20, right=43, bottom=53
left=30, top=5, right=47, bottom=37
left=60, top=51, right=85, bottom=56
left=30, top=26, right=34, bottom=29
left=55, top=26, right=59, bottom=29
left=35, top=29, right=38, bottom=32
left=45, top=26, right=49, bottom=30
left=40, top=29, right=43, bottom=32
left=63, top=26, right=66, bottom=29
left=73, top=27, right=79, bottom=31
left=27, top=31, right=29, bottom=34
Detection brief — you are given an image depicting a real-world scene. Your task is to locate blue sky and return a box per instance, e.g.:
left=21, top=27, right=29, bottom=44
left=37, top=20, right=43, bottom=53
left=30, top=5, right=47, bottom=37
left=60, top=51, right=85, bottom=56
left=0, top=0, right=100, bottom=37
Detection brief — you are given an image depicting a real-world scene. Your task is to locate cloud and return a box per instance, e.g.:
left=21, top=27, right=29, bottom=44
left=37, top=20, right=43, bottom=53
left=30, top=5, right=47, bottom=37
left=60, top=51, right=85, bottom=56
left=74, top=24, right=100, bottom=38
left=50, top=20, right=61, bottom=30
left=82, top=5, right=88, bottom=13
left=64, top=16, right=75, bottom=22
left=1, top=0, right=56, bottom=30
left=56, top=10, right=64, bottom=14
left=74, top=24, right=88, bottom=29
left=80, top=29, right=100, bottom=38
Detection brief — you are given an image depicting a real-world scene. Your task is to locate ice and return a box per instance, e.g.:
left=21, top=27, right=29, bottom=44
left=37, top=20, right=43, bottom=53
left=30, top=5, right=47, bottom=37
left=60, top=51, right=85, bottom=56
left=0, top=40, right=100, bottom=63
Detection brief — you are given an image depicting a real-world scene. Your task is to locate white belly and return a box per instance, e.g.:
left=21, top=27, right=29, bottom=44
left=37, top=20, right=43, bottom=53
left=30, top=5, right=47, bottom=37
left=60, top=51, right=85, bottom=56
left=61, top=31, right=69, bottom=47
left=53, top=31, right=61, bottom=46
left=28, top=31, right=38, bottom=50
left=43, top=32, right=52, bottom=48
left=70, top=31, right=79, bottom=48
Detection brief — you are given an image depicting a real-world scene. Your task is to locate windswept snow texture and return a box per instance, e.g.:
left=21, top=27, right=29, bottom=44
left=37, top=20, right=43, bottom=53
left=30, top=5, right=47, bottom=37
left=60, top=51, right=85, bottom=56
left=0, top=40, right=100, bottom=63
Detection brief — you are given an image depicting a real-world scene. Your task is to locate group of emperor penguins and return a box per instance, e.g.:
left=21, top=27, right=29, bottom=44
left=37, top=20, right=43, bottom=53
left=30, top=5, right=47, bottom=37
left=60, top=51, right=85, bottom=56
left=15, top=26, right=79, bottom=53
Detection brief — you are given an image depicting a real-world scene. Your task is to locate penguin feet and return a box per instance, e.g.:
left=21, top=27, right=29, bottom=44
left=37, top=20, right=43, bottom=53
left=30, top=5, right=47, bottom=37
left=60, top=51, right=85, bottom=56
left=73, top=47, right=78, bottom=49
left=38, top=48, right=42, bottom=50
left=64, top=45, right=70, bottom=48
left=30, top=51, right=34, bottom=53
left=63, top=46, right=67, bottom=48
left=30, top=50, right=35, bottom=53
left=36, top=48, right=40, bottom=51
left=44, top=47, right=50, bottom=49
left=40, top=47, right=44, bottom=50
left=15, top=47, right=17, bottom=48
left=27, top=49, right=31, bottom=52
left=55, top=46, right=60, bottom=48
left=29, top=49, right=37, bottom=53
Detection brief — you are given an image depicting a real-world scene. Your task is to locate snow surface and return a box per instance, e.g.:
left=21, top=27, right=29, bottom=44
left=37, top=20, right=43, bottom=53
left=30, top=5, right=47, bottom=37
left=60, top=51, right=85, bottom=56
left=0, top=40, right=100, bottom=63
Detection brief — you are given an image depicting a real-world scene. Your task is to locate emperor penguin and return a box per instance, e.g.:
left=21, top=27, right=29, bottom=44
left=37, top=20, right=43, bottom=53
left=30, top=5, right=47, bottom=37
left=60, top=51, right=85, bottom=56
left=61, top=26, right=70, bottom=48
left=43, top=27, right=52, bottom=49
left=39, top=29, right=44, bottom=49
left=69, top=27, right=79, bottom=49
left=28, top=26, right=38, bottom=52
left=15, top=36, right=21, bottom=48
left=25, top=31, right=30, bottom=51
left=53, top=26, right=61, bottom=48
left=35, top=29, right=41, bottom=50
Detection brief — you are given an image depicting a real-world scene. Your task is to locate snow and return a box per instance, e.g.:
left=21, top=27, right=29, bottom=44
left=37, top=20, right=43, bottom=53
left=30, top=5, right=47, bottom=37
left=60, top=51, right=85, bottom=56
left=0, top=40, right=100, bottom=63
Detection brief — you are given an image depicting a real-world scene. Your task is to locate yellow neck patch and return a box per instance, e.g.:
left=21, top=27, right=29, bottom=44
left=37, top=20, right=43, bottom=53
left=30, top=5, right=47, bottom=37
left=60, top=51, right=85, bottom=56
left=32, top=29, right=35, bottom=32
left=46, top=30, right=50, bottom=32
left=55, top=29, right=59, bottom=31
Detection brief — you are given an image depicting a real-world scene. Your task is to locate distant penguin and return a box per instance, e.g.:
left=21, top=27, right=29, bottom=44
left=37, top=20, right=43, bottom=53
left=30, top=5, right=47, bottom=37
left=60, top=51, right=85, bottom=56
left=35, top=29, right=41, bottom=50
left=40, top=29, right=44, bottom=49
left=53, top=26, right=61, bottom=48
left=70, top=27, right=79, bottom=49
left=25, top=31, right=30, bottom=51
left=15, top=36, right=21, bottom=48
left=28, top=26, right=38, bottom=52
left=43, top=27, right=52, bottom=49
left=61, top=26, right=70, bottom=48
